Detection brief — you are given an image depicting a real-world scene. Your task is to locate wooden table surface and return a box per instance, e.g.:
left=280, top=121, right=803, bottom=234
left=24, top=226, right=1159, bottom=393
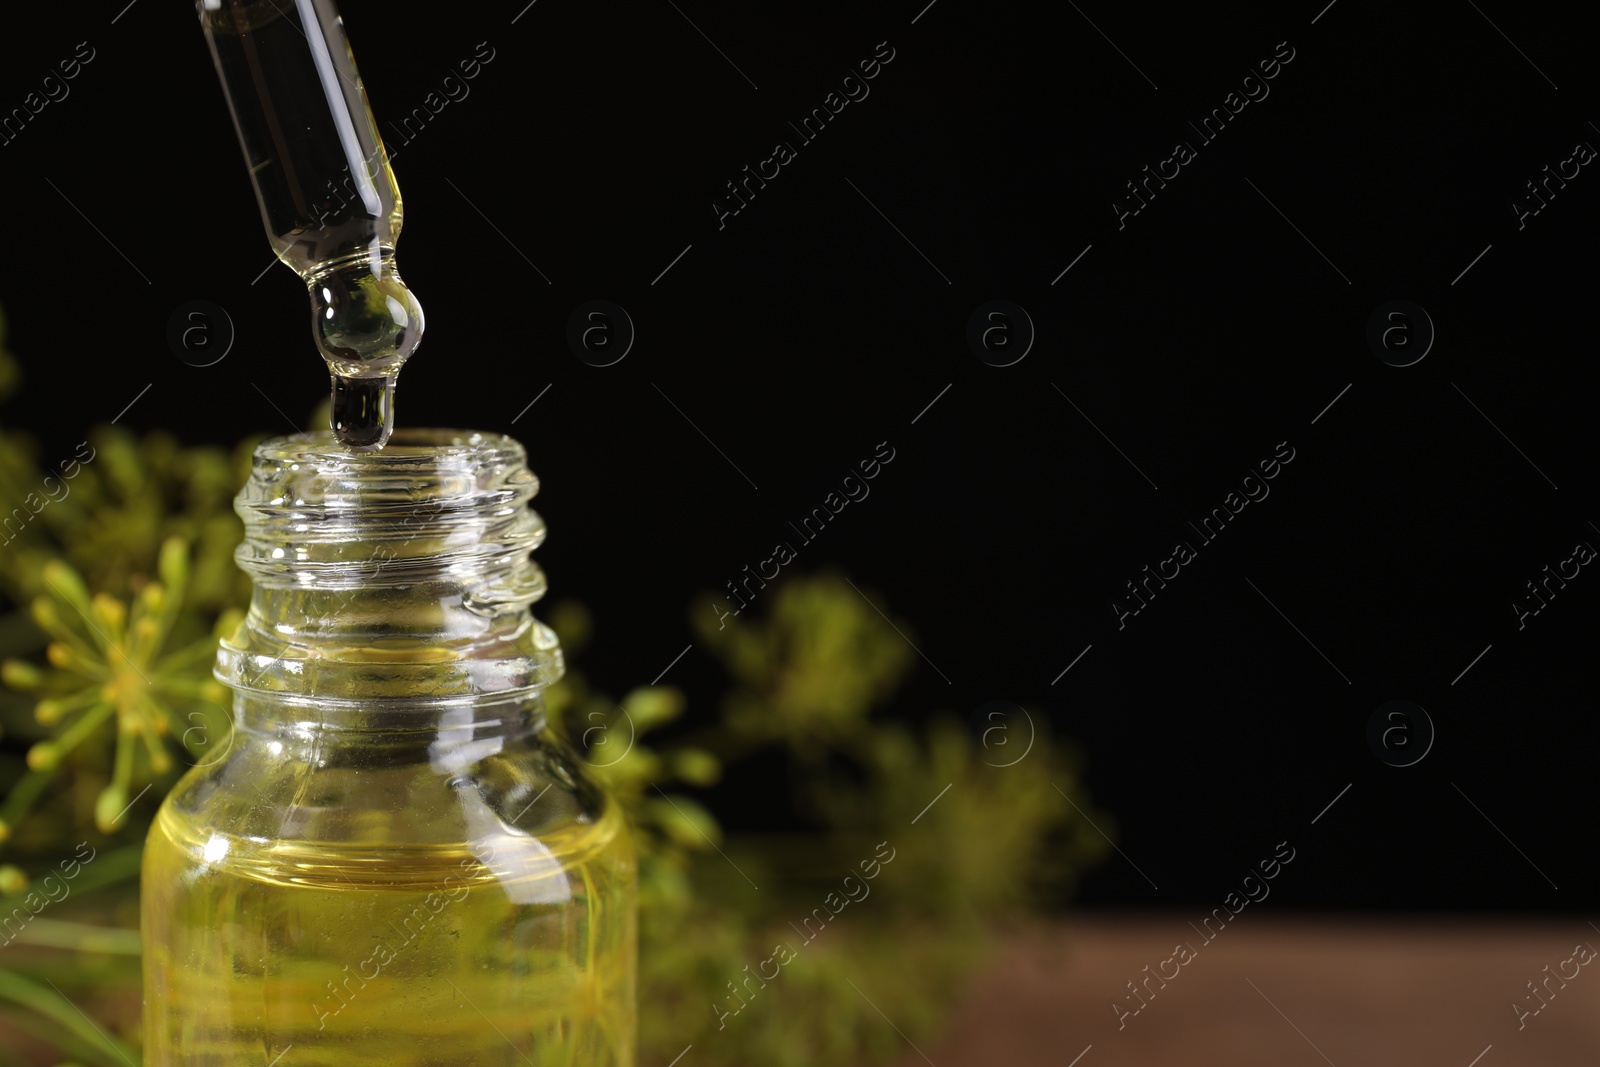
left=5, top=914, right=1594, bottom=1065
left=897, top=915, right=1599, bottom=1067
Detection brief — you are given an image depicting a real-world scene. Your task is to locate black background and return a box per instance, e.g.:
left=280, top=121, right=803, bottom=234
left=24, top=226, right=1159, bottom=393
left=0, top=0, right=1595, bottom=914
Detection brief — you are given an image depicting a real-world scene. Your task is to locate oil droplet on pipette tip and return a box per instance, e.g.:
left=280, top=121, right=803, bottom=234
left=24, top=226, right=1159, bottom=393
left=330, top=372, right=396, bottom=451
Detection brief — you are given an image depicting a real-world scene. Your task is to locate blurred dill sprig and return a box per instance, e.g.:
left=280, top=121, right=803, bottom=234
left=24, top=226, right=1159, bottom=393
left=548, top=573, right=1111, bottom=1067
left=0, top=425, right=256, bottom=616
left=1, top=543, right=240, bottom=845
left=0, top=309, right=258, bottom=863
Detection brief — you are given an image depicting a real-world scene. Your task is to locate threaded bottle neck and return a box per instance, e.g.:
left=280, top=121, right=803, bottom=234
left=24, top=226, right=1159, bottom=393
left=217, top=429, right=563, bottom=705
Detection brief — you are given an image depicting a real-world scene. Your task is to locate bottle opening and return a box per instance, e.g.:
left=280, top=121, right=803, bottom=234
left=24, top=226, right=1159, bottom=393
left=219, top=428, right=561, bottom=703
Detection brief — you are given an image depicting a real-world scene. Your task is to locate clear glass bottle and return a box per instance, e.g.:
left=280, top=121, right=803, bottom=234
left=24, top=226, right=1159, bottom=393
left=141, top=429, right=636, bottom=1066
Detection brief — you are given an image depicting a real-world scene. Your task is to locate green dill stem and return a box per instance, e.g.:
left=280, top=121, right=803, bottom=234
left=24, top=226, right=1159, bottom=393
left=153, top=634, right=219, bottom=672
left=109, top=717, right=134, bottom=794
left=0, top=846, right=143, bottom=914
left=45, top=701, right=116, bottom=763
left=0, top=968, right=143, bottom=1067
left=4, top=916, right=142, bottom=955
left=0, top=767, right=60, bottom=839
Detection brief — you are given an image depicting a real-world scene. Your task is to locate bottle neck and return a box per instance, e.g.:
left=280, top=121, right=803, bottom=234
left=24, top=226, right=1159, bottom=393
left=217, top=430, right=564, bottom=714
left=230, top=690, right=547, bottom=762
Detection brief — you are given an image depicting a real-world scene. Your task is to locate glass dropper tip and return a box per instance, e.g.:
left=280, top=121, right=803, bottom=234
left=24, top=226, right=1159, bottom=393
left=330, top=372, right=396, bottom=451
left=312, top=258, right=422, bottom=452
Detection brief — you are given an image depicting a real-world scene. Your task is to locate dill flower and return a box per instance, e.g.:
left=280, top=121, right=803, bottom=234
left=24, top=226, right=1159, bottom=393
left=0, top=538, right=239, bottom=836
left=693, top=571, right=914, bottom=755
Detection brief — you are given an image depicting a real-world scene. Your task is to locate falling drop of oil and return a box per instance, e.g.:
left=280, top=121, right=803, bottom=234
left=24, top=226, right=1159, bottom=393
left=312, top=258, right=422, bottom=451
left=331, top=373, right=395, bottom=450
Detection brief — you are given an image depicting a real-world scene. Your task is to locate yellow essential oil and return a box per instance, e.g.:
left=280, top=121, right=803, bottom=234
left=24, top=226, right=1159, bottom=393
left=141, top=430, right=636, bottom=1066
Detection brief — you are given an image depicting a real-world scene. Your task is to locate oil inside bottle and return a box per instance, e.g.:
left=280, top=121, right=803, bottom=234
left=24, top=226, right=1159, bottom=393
left=143, top=798, right=636, bottom=1066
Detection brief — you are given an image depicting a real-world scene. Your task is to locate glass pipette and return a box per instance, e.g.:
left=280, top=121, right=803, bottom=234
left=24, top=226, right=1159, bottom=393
left=197, top=0, right=422, bottom=450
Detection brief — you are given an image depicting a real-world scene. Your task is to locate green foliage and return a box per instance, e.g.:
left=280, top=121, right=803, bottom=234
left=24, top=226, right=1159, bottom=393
left=546, top=574, right=1111, bottom=1066
left=0, top=425, right=256, bottom=615
left=691, top=574, right=915, bottom=756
